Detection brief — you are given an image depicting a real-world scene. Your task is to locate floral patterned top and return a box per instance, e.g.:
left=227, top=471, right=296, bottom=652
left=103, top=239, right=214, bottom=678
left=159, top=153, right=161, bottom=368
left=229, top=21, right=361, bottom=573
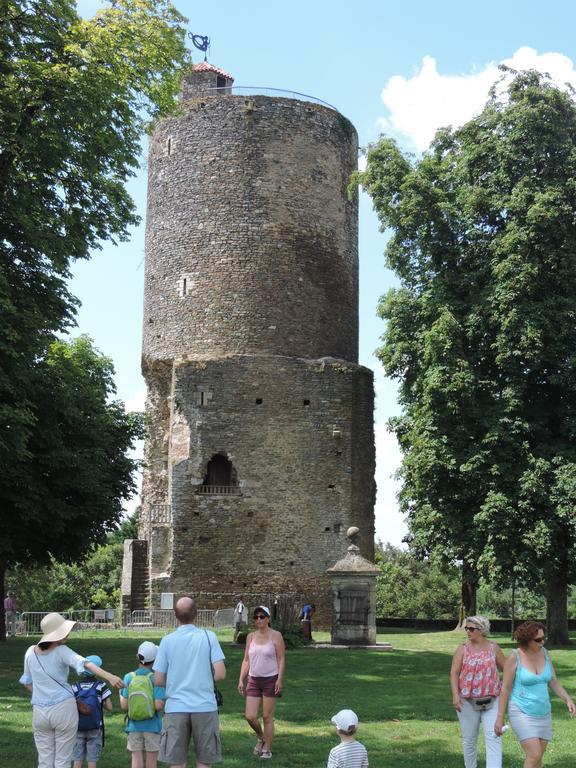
left=458, top=642, right=501, bottom=698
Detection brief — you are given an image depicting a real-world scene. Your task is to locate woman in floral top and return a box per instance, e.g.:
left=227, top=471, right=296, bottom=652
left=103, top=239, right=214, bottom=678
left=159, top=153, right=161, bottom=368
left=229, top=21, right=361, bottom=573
left=450, top=615, right=506, bottom=768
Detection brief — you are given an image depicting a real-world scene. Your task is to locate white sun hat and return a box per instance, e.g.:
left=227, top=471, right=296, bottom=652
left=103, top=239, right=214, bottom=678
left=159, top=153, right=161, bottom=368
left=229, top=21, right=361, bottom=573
left=39, top=612, right=77, bottom=643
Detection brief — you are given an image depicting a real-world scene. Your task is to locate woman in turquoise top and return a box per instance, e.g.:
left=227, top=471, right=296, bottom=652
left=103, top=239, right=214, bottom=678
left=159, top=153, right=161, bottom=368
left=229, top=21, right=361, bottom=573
left=495, top=621, right=575, bottom=768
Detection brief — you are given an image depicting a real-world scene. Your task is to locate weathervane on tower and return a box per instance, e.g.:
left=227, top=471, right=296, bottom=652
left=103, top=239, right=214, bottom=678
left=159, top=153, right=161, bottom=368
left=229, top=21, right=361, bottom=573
left=188, top=33, right=210, bottom=61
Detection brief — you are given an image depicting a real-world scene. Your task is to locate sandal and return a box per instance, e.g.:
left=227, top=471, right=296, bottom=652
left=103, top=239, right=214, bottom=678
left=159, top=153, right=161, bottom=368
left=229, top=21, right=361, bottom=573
left=260, top=750, right=273, bottom=759
left=253, top=739, right=265, bottom=756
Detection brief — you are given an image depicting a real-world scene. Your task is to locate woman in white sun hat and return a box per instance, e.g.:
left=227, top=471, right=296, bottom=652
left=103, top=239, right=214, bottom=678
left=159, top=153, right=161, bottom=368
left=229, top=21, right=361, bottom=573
left=20, top=612, right=123, bottom=768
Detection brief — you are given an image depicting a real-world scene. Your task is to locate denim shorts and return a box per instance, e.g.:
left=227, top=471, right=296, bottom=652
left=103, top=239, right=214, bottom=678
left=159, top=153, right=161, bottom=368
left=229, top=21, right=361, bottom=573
left=72, top=729, right=103, bottom=762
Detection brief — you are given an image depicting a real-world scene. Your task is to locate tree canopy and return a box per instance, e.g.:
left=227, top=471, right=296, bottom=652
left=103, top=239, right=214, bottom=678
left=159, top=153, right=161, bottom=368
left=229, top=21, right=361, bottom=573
left=0, top=0, right=190, bottom=638
left=0, top=0, right=190, bottom=470
left=357, top=69, right=576, bottom=643
left=0, top=337, right=144, bottom=634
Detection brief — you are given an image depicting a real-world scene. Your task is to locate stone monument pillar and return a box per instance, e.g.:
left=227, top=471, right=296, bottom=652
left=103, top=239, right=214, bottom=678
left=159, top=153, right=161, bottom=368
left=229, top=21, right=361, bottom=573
left=327, top=527, right=379, bottom=645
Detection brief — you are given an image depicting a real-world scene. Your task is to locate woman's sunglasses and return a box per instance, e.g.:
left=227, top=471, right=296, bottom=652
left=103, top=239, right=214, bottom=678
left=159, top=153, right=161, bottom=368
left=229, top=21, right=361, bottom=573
left=254, top=615, right=268, bottom=620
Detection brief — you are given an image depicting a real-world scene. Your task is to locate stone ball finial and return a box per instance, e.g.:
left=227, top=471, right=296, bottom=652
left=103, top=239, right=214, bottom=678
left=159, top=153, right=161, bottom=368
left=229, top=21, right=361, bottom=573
left=346, top=526, right=360, bottom=544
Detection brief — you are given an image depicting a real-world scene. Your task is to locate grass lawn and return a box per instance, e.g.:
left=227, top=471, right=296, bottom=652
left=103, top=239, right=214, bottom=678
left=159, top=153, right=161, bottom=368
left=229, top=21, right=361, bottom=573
left=2, top=629, right=576, bottom=766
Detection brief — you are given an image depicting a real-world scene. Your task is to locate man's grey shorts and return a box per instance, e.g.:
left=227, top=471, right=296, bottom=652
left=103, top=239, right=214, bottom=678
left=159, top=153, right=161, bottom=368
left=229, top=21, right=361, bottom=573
left=72, top=729, right=103, bottom=762
left=159, top=711, right=222, bottom=765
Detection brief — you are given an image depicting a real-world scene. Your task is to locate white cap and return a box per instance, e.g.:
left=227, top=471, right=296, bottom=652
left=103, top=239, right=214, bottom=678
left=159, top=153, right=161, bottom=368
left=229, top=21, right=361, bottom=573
left=331, top=709, right=359, bottom=731
left=137, top=641, right=159, bottom=663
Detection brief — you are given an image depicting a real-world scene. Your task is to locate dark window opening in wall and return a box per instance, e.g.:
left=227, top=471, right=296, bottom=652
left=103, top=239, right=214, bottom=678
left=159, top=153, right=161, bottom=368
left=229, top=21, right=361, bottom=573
left=216, top=75, right=226, bottom=91
left=196, top=453, right=241, bottom=496
left=195, top=389, right=212, bottom=406
left=167, top=137, right=172, bottom=155
left=289, top=561, right=294, bottom=566
left=303, top=399, right=310, bottom=406
left=324, top=526, right=331, bottom=532
left=255, top=398, right=263, bottom=405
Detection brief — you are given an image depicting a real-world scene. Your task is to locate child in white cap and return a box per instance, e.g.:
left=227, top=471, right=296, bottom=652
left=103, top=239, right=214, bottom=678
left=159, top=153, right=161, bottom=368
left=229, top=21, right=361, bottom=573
left=120, top=641, right=165, bottom=768
left=327, top=709, right=369, bottom=768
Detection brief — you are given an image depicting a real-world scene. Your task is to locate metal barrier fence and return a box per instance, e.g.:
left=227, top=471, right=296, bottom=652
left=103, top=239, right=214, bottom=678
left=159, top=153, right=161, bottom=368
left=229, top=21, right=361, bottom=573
left=17, top=609, right=218, bottom=636
left=214, top=608, right=235, bottom=628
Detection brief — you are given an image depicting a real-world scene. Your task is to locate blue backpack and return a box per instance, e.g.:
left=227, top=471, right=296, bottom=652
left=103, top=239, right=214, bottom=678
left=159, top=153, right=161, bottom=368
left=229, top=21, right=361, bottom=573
left=75, top=681, right=102, bottom=731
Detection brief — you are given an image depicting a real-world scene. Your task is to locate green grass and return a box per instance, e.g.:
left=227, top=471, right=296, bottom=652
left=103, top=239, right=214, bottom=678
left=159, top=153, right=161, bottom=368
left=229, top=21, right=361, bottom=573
left=2, top=630, right=576, bottom=766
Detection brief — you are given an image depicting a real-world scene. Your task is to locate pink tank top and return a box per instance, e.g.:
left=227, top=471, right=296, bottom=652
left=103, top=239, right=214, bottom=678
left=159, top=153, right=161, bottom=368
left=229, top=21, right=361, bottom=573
left=248, top=636, right=278, bottom=677
left=458, top=642, right=501, bottom=698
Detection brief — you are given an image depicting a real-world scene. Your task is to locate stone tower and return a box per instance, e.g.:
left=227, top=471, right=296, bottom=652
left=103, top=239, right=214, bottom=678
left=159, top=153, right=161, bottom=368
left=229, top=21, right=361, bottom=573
left=130, top=62, right=376, bottom=618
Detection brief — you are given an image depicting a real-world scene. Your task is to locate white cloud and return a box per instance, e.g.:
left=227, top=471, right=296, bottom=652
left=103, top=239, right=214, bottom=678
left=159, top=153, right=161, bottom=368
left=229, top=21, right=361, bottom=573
left=379, top=47, right=576, bottom=152
left=374, top=420, right=406, bottom=547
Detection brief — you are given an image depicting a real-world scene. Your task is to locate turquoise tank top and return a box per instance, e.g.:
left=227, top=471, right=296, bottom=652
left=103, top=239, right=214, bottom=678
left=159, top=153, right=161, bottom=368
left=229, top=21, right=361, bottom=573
left=510, top=648, right=552, bottom=716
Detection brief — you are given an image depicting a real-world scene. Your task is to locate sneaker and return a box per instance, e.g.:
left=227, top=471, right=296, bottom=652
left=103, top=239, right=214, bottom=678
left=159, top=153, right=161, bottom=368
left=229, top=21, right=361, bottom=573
left=253, top=739, right=265, bottom=756
left=260, top=751, right=272, bottom=759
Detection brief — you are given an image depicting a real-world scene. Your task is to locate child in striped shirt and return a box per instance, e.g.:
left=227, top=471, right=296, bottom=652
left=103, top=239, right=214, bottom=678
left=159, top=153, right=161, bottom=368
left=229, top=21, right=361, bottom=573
left=327, top=709, right=369, bottom=768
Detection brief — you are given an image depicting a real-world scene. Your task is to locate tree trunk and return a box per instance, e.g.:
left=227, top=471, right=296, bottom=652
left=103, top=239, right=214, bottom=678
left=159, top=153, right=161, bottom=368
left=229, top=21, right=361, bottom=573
left=462, top=563, right=478, bottom=615
left=454, top=563, right=478, bottom=630
left=546, top=573, right=570, bottom=645
left=511, top=579, right=516, bottom=640
left=0, top=564, right=6, bottom=642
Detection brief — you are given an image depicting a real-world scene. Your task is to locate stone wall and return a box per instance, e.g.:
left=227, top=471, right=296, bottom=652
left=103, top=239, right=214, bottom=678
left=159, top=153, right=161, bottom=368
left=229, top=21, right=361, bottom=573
left=142, top=95, right=359, bottom=363
left=143, top=356, right=374, bottom=620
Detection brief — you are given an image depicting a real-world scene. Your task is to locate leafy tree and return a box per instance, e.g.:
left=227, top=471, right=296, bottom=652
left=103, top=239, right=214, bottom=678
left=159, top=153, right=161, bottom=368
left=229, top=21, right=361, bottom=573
left=0, top=0, right=189, bottom=638
left=376, top=544, right=461, bottom=619
left=0, top=337, right=144, bottom=635
left=358, top=70, right=576, bottom=643
left=7, top=537, right=126, bottom=612
left=0, top=0, right=190, bottom=468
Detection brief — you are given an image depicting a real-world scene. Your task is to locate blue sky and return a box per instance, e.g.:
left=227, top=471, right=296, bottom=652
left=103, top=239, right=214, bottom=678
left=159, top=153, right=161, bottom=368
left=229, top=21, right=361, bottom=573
left=72, top=0, right=576, bottom=545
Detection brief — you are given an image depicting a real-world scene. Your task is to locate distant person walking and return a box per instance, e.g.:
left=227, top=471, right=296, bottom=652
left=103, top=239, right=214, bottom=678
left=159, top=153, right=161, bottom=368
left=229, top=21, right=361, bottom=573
left=19, top=613, right=123, bottom=768
left=4, top=590, right=17, bottom=636
left=153, top=597, right=225, bottom=768
left=238, top=605, right=285, bottom=759
left=450, top=615, right=506, bottom=768
left=234, top=596, right=247, bottom=634
left=495, top=620, right=575, bottom=768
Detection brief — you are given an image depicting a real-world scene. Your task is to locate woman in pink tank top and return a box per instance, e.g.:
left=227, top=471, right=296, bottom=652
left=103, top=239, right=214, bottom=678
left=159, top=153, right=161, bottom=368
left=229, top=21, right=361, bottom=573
left=238, top=605, right=286, bottom=759
left=450, top=615, right=506, bottom=768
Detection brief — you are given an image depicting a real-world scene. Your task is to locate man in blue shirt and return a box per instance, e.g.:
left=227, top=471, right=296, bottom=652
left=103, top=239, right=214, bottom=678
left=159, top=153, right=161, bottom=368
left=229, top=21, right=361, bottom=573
left=154, top=597, right=226, bottom=768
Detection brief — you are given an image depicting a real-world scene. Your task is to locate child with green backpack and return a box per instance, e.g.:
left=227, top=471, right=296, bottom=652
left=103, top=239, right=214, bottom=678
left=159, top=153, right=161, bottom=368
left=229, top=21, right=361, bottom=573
left=120, top=641, right=165, bottom=768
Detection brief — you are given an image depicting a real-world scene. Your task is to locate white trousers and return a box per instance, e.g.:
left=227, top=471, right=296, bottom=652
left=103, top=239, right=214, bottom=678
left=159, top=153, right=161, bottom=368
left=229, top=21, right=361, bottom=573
left=32, top=697, right=78, bottom=768
left=457, top=697, right=502, bottom=768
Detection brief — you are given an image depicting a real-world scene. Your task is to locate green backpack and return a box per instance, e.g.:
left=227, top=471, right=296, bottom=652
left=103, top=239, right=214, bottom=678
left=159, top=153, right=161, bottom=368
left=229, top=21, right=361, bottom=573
left=127, top=671, right=155, bottom=720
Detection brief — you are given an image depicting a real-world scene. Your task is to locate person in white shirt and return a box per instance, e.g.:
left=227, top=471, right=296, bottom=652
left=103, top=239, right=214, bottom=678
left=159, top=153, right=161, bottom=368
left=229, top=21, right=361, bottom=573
left=20, top=613, right=123, bottom=768
left=327, top=709, right=369, bottom=768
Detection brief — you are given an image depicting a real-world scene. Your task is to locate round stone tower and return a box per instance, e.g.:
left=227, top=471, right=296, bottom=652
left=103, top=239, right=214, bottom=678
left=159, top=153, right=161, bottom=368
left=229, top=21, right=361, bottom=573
left=134, top=62, right=375, bottom=621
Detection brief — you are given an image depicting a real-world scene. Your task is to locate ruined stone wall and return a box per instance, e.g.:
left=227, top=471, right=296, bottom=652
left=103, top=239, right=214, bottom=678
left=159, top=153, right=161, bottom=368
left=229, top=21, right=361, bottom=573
left=146, top=355, right=374, bottom=621
left=142, top=95, right=359, bottom=364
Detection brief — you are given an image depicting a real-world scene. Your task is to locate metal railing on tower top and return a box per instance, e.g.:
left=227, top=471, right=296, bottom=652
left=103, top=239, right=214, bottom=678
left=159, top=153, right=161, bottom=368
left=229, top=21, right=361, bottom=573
left=200, top=86, right=339, bottom=112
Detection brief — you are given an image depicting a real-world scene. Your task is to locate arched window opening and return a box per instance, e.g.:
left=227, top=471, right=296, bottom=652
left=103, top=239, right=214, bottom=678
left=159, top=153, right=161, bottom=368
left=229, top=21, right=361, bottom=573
left=196, top=454, right=241, bottom=496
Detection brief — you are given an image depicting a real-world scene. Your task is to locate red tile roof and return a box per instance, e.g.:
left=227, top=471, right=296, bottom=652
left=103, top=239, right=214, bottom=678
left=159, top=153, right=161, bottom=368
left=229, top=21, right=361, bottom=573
left=193, top=61, right=234, bottom=81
